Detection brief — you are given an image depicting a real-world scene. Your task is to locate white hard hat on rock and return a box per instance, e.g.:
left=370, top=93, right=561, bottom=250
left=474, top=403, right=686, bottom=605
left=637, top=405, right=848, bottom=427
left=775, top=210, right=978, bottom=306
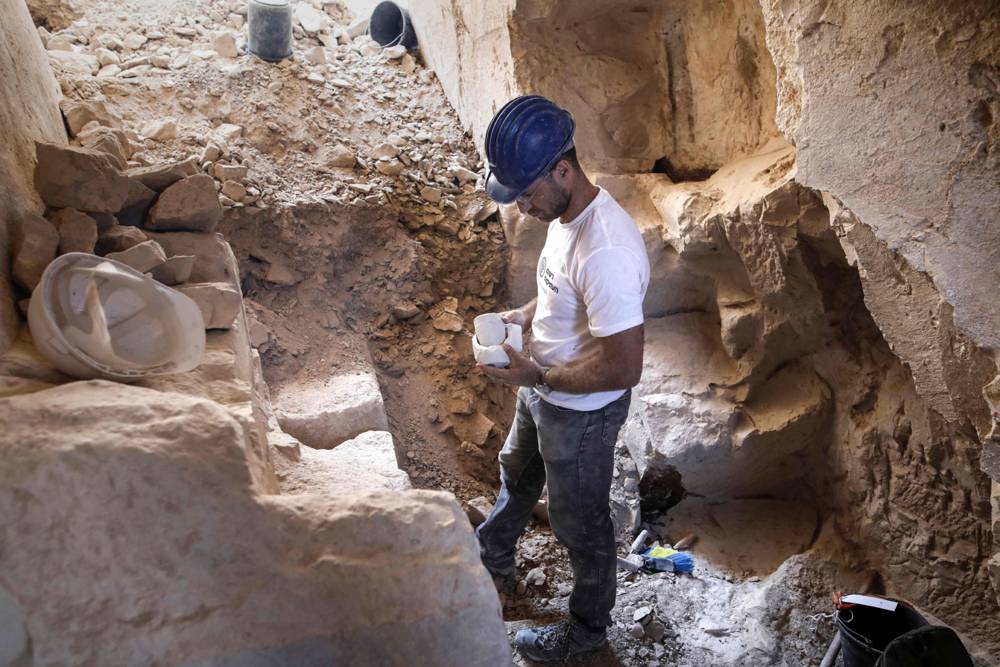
left=28, top=252, right=206, bottom=381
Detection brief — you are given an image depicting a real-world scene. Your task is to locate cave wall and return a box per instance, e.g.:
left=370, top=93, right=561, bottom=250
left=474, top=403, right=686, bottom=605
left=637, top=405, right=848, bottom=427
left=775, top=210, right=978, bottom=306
left=509, top=0, right=779, bottom=175
left=407, top=0, right=518, bottom=162
left=0, top=0, right=66, bottom=355
left=408, top=0, right=1000, bottom=657
left=620, top=140, right=999, bottom=654
left=410, top=0, right=778, bottom=176
left=759, top=0, right=1000, bottom=399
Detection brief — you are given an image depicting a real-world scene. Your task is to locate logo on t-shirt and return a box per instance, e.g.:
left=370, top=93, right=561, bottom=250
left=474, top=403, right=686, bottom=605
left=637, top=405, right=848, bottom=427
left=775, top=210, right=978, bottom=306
left=538, top=255, right=559, bottom=294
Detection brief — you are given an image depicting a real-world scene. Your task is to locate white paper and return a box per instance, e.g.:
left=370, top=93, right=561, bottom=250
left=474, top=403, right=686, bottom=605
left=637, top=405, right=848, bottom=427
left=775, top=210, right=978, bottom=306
left=842, top=595, right=898, bottom=612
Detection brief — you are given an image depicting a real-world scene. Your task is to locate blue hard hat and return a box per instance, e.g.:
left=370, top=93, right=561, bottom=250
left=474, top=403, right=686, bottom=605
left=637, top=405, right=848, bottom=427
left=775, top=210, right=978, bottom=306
left=484, top=95, right=576, bottom=204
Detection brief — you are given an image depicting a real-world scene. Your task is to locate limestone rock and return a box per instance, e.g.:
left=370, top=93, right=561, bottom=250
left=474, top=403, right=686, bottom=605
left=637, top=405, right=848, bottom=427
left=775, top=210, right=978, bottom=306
left=621, top=314, right=829, bottom=499
left=212, top=163, right=248, bottom=181
left=432, top=311, right=463, bottom=332
left=211, top=123, right=243, bottom=144
left=758, top=0, right=1000, bottom=384
left=47, top=208, right=98, bottom=254
left=303, top=45, right=326, bottom=65
left=12, top=213, right=59, bottom=291
left=59, top=98, right=122, bottom=137
left=211, top=31, right=238, bottom=58
left=76, top=125, right=130, bottom=170
left=141, top=118, right=178, bottom=141
left=400, top=52, right=416, bottom=74
left=126, top=157, right=199, bottom=192
left=375, top=158, right=405, bottom=176
left=452, top=412, right=494, bottom=447
left=383, top=44, right=407, bottom=60
left=146, top=174, right=222, bottom=232
left=105, top=239, right=168, bottom=273
left=25, top=0, right=85, bottom=30
left=421, top=185, right=442, bottom=204
left=274, top=431, right=411, bottom=495
left=276, top=371, right=389, bottom=449
left=47, top=49, right=98, bottom=76
left=96, top=224, right=148, bottom=255
left=95, top=47, right=119, bottom=66
left=0, top=381, right=510, bottom=666
left=294, top=3, right=328, bottom=34
left=220, top=180, right=246, bottom=202
left=122, top=31, right=146, bottom=50
left=320, top=143, right=356, bottom=168
left=149, top=255, right=196, bottom=286
left=34, top=141, right=130, bottom=213
left=176, top=282, right=242, bottom=329
left=371, top=142, right=400, bottom=160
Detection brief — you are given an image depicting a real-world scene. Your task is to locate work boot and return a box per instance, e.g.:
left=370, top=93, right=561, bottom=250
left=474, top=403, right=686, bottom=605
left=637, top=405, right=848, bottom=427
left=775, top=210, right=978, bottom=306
left=513, top=618, right=607, bottom=662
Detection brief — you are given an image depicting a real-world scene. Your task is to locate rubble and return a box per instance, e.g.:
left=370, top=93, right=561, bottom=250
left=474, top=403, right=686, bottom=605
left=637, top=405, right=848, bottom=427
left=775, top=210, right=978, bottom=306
left=105, top=239, right=168, bottom=273
left=146, top=174, right=222, bottom=232
left=47, top=208, right=98, bottom=254
left=140, top=118, right=178, bottom=141
left=126, top=158, right=199, bottom=192
left=34, top=142, right=129, bottom=213
left=59, top=99, right=121, bottom=137
left=176, top=282, right=241, bottom=329
left=12, top=214, right=59, bottom=291
left=294, top=3, right=329, bottom=34
left=211, top=30, right=238, bottom=58
left=149, top=255, right=196, bottom=286
left=96, top=224, right=148, bottom=255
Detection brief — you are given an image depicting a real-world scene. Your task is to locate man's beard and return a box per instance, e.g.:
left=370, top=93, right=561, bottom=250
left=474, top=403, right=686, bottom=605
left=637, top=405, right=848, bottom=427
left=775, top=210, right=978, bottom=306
left=530, top=183, right=572, bottom=222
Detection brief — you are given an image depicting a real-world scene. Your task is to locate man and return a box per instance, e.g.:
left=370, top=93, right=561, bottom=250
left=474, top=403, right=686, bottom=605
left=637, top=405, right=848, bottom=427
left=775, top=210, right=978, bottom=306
left=475, top=95, right=650, bottom=662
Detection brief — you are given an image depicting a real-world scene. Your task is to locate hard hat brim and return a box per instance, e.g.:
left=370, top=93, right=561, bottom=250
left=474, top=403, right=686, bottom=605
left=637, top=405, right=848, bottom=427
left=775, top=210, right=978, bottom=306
left=485, top=169, right=524, bottom=204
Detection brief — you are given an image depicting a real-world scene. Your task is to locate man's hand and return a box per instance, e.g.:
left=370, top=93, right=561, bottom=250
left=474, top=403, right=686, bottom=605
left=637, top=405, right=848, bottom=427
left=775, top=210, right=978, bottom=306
left=499, top=308, right=528, bottom=328
left=498, top=298, right=537, bottom=330
left=478, top=344, right=542, bottom=387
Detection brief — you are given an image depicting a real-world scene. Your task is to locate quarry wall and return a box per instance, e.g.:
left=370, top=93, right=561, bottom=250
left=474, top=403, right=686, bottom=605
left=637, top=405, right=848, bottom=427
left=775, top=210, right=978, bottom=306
left=0, top=0, right=65, bottom=355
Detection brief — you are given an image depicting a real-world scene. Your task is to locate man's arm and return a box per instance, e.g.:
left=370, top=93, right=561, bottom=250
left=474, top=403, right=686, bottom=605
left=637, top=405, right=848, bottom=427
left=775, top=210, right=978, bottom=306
left=479, top=323, right=644, bottom=392
left=500, top=298, right=537, bottom=329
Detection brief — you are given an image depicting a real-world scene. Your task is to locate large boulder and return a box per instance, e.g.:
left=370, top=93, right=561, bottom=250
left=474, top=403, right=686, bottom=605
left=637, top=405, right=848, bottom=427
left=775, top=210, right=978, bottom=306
left=275, top=371, right=390, bottom=449
left=0, top=381, right=511, bottom=666
left=274, top=431, right=412, bottom=495
left=33, top=141, right=129, bottom=213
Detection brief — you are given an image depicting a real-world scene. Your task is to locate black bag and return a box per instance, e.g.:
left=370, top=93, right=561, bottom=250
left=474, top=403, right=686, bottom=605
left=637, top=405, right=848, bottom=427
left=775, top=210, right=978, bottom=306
left=875, top=625, right=974, bottom=667
left=837, top=597, right=974, bottom=667
left=836, top=598, right=927, bottom=667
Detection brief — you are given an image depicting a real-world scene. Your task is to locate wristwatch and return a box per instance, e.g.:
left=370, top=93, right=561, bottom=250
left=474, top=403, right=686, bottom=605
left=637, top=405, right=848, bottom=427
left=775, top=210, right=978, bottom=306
left=535, top=366, right=553, bottom=394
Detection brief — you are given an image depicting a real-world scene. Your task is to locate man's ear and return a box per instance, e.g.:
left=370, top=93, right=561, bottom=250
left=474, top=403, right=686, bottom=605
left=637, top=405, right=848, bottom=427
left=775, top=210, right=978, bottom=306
left=552, top=158, right=572, bottom=183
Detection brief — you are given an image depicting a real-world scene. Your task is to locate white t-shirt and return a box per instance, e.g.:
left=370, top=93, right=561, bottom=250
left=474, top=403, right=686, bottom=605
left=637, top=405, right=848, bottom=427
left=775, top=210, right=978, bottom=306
left=531, top=187, right=650, bottom=411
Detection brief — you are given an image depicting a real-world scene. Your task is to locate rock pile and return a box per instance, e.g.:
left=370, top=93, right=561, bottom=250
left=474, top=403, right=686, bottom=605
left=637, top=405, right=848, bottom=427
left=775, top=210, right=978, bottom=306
left=13, top=136, right=241, bottom=331
left=38, top=0, right=493, bottom=246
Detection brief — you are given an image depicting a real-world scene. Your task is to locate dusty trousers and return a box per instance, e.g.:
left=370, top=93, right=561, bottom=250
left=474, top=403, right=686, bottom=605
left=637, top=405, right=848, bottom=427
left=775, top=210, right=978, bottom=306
left=476, top=386, right=631, bottom=630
